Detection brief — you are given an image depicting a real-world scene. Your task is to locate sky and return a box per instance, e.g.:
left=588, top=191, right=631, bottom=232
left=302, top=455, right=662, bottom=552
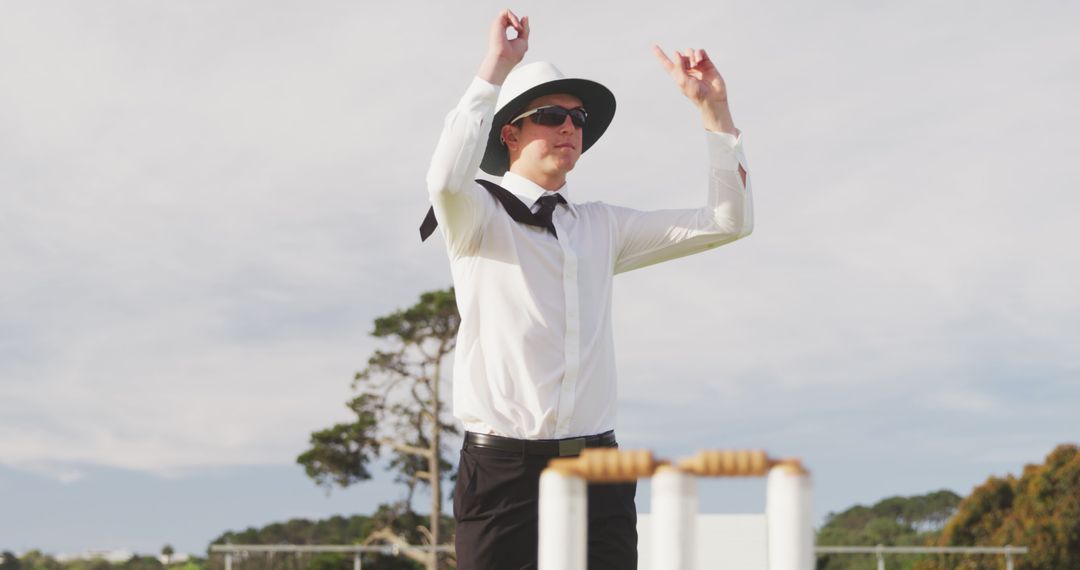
left=2, top=0, right=1079, bottom=558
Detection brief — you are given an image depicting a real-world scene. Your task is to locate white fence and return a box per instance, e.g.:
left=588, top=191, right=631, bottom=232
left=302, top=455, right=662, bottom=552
left=816, top=545, right=1029, bottom=570
left=208, top=544, right=451, bottom=570
left=212, top=532, right=1028, bottom=570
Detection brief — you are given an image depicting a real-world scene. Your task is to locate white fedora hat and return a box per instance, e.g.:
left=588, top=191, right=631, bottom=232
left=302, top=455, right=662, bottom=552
left=480, top=61, right=616, bottom=176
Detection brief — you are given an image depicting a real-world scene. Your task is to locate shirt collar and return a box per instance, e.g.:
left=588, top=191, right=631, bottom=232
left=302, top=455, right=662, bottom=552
left=500, top=171, right=578, bottom=217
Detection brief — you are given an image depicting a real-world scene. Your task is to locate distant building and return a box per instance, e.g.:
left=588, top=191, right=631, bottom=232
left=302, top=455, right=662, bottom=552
left=52, top=550, right=189, bottom=564
left=56, top=550, right=135, bottom=564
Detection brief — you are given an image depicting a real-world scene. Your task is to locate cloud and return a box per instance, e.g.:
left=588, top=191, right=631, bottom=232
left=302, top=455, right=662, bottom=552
left=9, top=461, right=86, bottom=485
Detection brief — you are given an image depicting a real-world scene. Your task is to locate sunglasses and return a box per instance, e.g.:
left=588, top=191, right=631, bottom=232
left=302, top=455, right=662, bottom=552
left=511, top=105, right=588, bottom=128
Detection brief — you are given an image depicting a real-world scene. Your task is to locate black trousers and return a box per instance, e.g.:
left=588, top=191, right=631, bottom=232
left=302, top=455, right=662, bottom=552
left=452, top=437, right=638, bottom=570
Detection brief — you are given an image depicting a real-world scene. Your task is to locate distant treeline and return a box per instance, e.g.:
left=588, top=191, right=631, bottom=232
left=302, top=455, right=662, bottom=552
left=7, top=444, right=1078, bottom=570
left=0, top=552, right=202, bottom=570
left=816, top=489, right=962, bottom=570
left=205, top=504, right=454, bottom=570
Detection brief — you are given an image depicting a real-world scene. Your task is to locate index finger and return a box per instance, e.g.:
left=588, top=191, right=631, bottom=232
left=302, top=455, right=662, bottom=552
left=518, top=15, right=530, bottom=40
left=652, top=44, right=675, bottom=72
left=507, top=9, right=522, bottom=30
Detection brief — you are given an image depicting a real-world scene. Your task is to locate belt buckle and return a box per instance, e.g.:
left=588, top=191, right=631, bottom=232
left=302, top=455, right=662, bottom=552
left=558, top=438, right=586, bottom=457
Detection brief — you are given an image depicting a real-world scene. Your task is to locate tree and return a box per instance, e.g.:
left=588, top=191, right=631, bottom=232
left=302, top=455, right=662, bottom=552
left=160, top=547, right=174, bottom=566
left=816, top=490, right=962, bottom=570
left=298, top=288, right=460, bottom=570
left=914, top=444, right=1080, bottom=570
left=0, top=552, right=21, bottom=570
left=13, top=550, right=61, bottom=570
left=121, top=557, right=162, bottom=570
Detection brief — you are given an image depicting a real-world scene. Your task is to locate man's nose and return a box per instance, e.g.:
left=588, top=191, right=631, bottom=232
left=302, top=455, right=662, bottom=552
left=558, top=115, right=575, bottom=133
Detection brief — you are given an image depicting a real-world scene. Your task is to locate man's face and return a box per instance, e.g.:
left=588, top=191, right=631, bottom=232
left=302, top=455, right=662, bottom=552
left=503, top=93, right=585, bottom=178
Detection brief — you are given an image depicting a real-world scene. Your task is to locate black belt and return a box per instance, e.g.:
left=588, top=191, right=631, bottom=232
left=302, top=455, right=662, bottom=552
left=464, top=430, right=617, bottom=457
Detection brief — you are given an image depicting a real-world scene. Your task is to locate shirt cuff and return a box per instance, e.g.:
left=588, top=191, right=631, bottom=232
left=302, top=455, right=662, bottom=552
left=460, top=76, right=500, bottom=113
left=706, top=129, right=748, bottom=173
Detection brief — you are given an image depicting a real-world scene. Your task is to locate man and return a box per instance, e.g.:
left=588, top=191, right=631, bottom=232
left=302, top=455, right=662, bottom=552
left=421, top=9, right=752, bottom=569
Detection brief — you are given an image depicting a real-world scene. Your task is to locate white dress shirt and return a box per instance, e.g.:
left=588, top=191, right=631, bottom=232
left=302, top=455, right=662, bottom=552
left=425, top=76, right=753, bottom=439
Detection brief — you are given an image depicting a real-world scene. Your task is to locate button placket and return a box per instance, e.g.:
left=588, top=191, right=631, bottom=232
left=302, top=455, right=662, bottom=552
left=553, top=213, right=580, bottom=436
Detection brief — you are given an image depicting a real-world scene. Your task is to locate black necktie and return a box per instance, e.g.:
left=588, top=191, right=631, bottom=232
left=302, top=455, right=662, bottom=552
left=533, top=194, right=566, bottom=238
left=419, top=180, right=567, bottom=241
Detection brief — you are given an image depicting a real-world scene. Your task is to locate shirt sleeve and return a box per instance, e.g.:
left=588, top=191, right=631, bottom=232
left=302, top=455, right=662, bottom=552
left=611, top=130, right=754, bottom=274
left=424, top=77, right=501, bottom=256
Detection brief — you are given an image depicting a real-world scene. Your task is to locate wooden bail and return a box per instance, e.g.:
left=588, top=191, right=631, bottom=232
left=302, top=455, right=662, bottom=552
left=547, top=449, right=661, bottom=482
left=678, top=450, right=808, bottom=477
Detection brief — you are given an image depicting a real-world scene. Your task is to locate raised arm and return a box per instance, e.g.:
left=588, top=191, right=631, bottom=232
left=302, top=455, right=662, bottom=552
left=611, top=46, right=753, bottom=273
left=653, top=45, right=746, bottom=185
left=424, top=10, right=529, bottom=254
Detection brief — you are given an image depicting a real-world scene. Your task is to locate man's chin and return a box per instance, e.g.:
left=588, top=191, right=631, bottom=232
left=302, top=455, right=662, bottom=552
left=556, top=158, right=579, bottom=173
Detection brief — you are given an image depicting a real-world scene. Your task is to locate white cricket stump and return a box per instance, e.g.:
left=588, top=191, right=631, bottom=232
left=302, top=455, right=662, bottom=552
left=766, top=464, right=814, bottom=570
left=538, top=468, right=587, bottom=570
left=651, top=465, right=698, bottom=570
left=537, top=448, right=813, bottom=570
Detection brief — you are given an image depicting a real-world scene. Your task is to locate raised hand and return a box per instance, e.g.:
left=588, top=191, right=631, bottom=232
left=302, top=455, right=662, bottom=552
left=653, top=46, right=729, bottom=107
left=478, top=9, right=530, bottom=85
left=653, top=45, right=737, bottom=135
